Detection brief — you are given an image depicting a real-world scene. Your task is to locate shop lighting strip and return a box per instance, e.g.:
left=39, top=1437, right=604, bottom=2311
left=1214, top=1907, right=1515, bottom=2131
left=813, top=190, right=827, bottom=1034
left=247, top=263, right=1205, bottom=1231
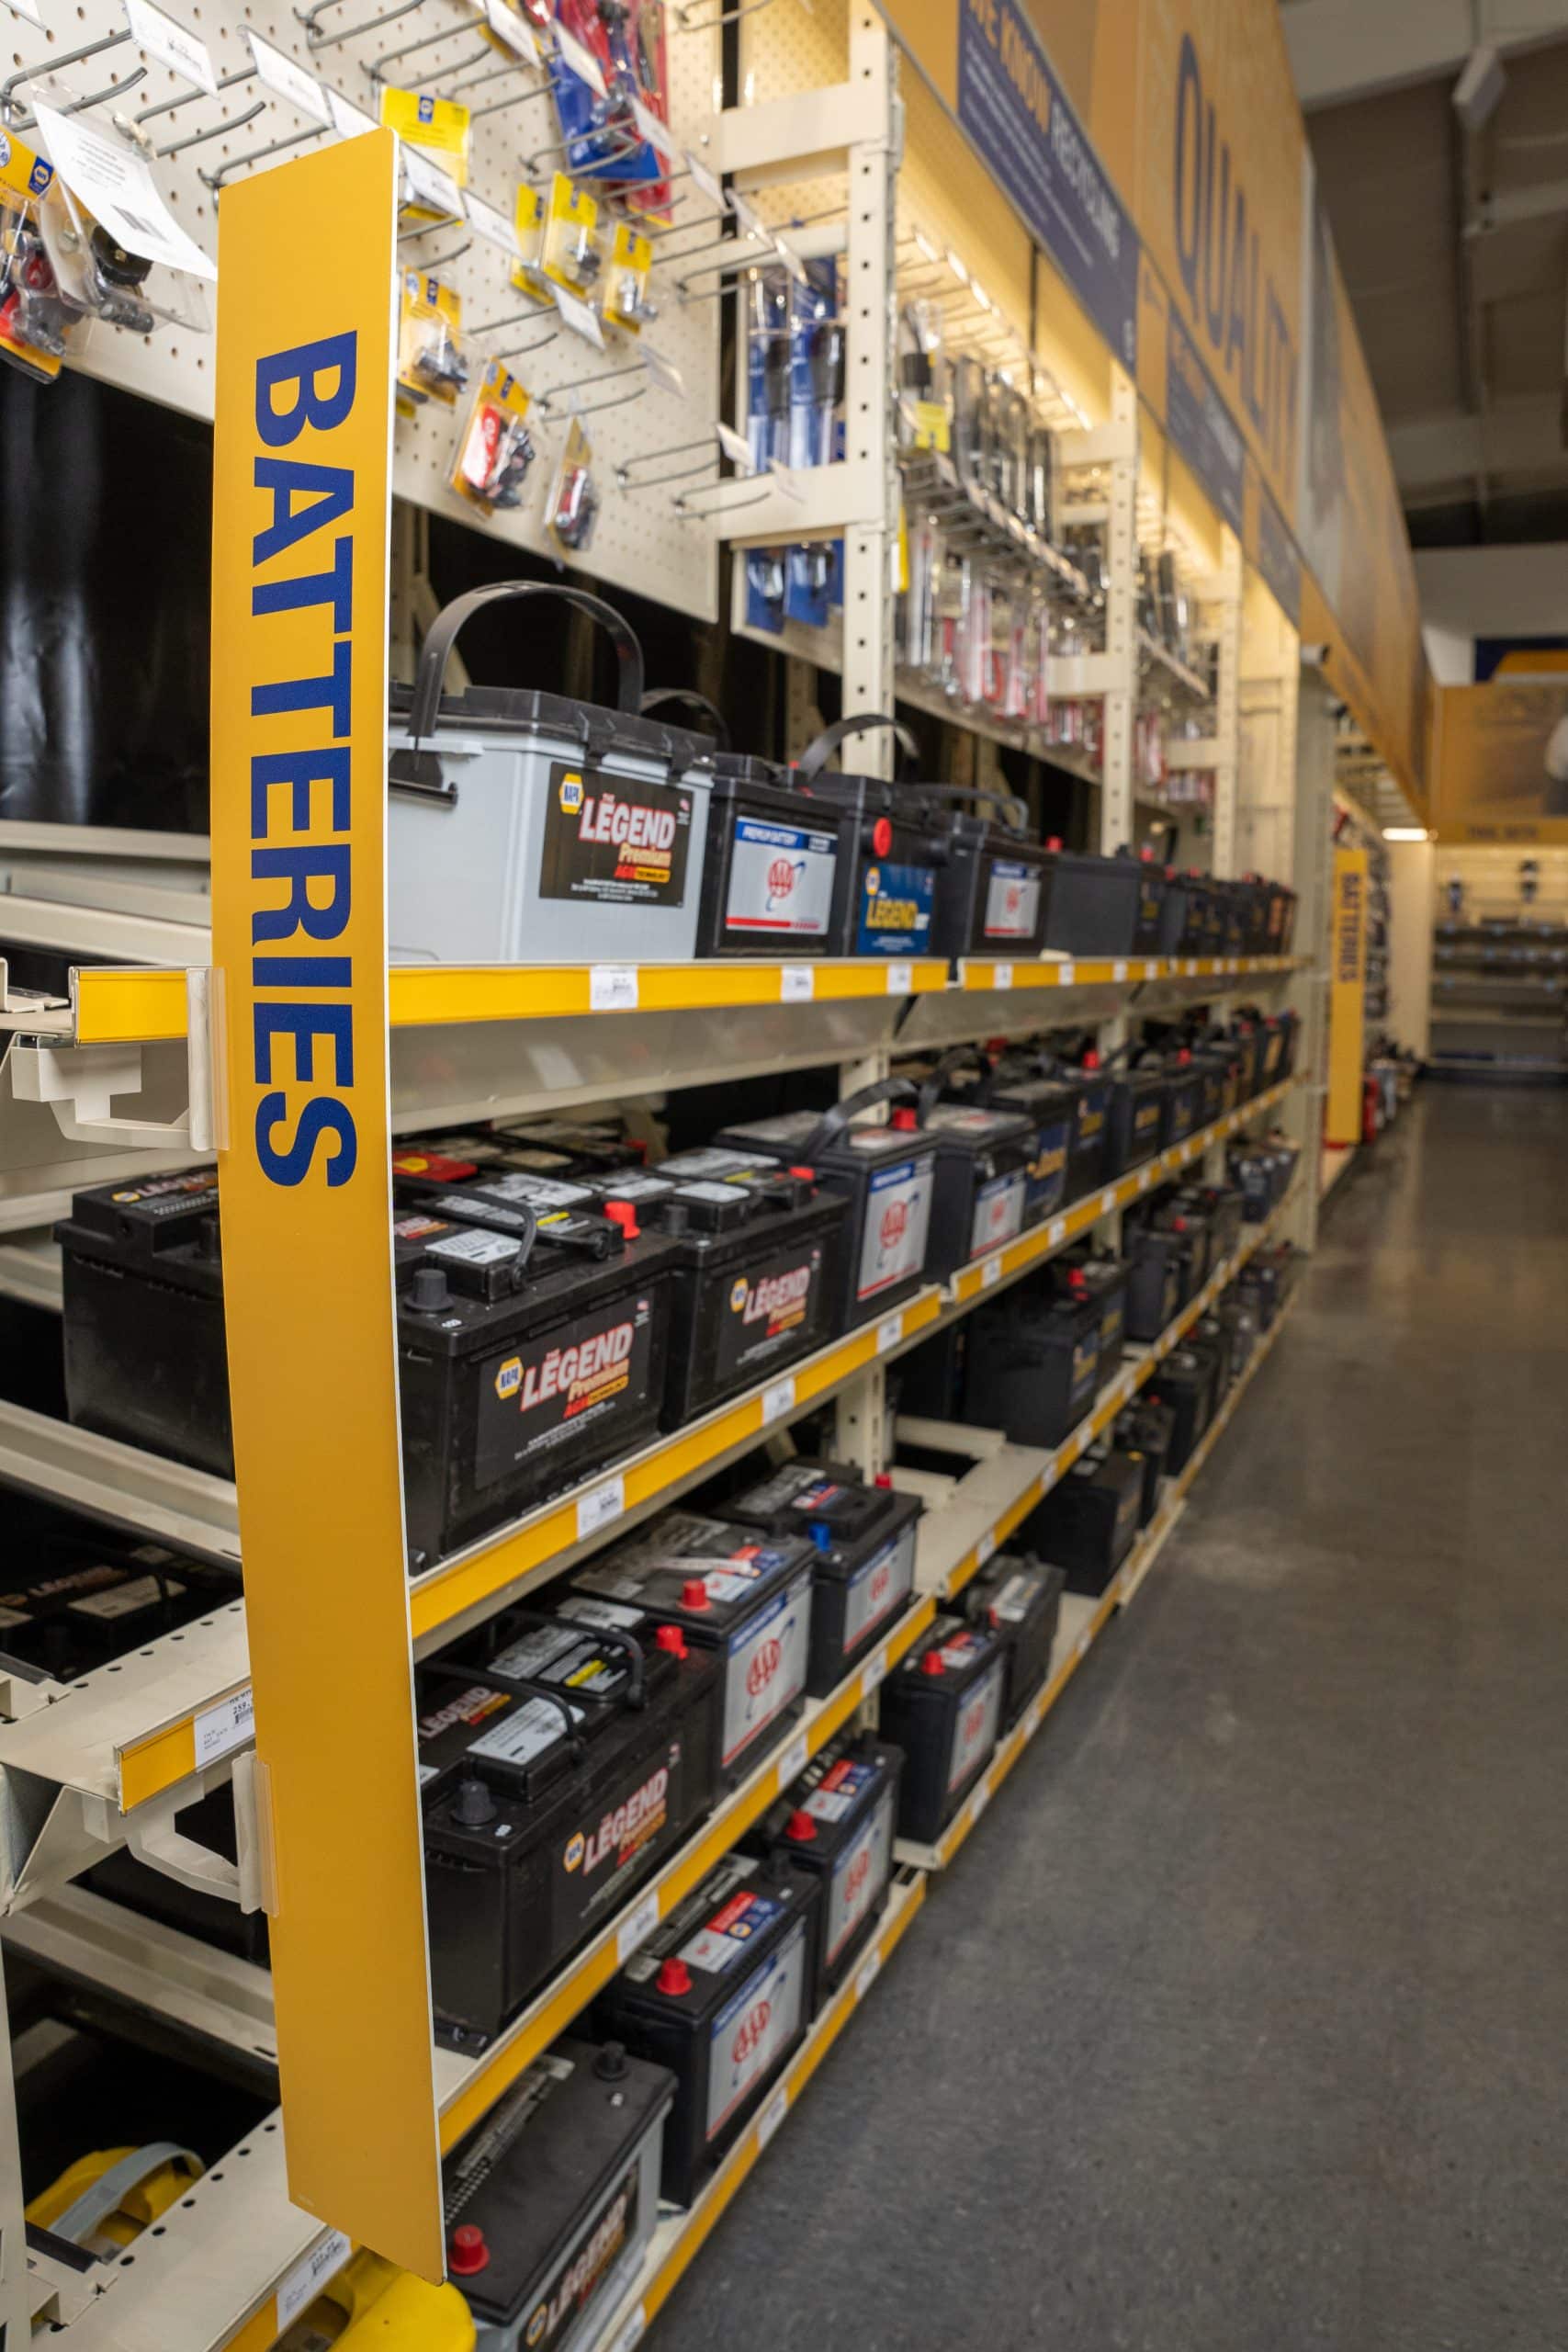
left=64, top=956, right=1305, bottom=1046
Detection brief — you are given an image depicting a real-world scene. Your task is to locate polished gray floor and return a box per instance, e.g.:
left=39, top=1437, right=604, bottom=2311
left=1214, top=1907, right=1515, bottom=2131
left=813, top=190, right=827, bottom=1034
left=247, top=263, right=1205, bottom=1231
left=659, top=1087, right=1568, bottom=2352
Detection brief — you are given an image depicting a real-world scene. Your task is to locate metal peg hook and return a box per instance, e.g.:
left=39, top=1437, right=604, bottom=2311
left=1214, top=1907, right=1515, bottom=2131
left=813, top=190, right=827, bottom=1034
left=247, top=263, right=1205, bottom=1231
left=417, top=234, right=472, bottom=272
left=470, top=301, right=552, bottom=335
left=536, top=359, right=649, bottom=419
left=202, top=119, right=326, bottom=188
left=138, top=62, right=256, bottom=125
left=471, top=77, right=555, bottom=119
left=370, top=13, right=486, bottom=80
left=524, top=124, right=640, bottom=176
left=158, top=96, right=265, bottom=155
left=2, top=26, right=130, bottom=119
left=675, top=0, right=775, bottom=29
left=673, top=472, right=772, bottom=516
left=299, top=0, right=422, bottom=44
left=492, top=322, right=558, bottom=359
left=407, top=43, right=492, bottom=86
left=615, top=435, right=715, bottom=492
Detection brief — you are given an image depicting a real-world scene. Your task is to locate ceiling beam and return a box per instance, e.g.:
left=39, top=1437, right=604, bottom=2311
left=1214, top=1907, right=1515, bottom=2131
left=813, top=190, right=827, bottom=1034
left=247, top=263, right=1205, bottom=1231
left=1285, top=0, right=1568, bottom=112
left=1388, top=396, right=1566, bottom=494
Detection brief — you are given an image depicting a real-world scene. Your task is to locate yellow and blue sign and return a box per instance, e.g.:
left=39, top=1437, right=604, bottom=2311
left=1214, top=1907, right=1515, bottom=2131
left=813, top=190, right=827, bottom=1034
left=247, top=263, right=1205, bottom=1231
left=209, top=129, right=445, bottom=2279
left=1326, top=847, right=1367, bottom=1143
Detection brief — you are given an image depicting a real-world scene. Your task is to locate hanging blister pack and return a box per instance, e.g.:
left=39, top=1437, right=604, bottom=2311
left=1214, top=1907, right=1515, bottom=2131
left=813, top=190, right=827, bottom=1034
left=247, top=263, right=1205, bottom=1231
left=745, top=268, right=792, bottom=635
left=0, top=131, right=73, bottom=385
left=28, top=92, right=212, bottom=345
left=605, top=220, right=655, bottom=330
left=546, top=410, right=600, bottom=551
left=450, top=359, right=536, bottom=515
left=397, top=273, right=468, bottom=409
left=541, top=170, right=602, bottom=298
left=785, top=257, right=843, bottom=628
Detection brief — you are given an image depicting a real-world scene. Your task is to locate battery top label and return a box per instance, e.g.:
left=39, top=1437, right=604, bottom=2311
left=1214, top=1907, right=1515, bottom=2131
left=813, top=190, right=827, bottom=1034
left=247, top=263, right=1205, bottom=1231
left=677, top=1885, right=784, bottom=1974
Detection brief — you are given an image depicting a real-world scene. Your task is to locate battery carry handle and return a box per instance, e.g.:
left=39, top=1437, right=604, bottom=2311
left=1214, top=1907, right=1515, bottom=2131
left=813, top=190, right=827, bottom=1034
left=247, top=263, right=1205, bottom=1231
left=421, top=1660, right=584, bottom=1756
left=916, top=1046, right=990, bottom=1124
left=794, top=714, right=918, bottom=784
left=639, top=687, right=730, bottom=750
left=913, top=783, right=1030, bottom=832
left=799, top=1074, right=917, bottom=1161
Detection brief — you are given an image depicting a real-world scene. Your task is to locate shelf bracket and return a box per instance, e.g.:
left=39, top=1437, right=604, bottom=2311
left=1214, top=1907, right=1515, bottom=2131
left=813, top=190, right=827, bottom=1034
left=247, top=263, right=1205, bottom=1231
left=116, top=1753, right=276, bottom=1917
left=9, top=970, right=216, bottom=1154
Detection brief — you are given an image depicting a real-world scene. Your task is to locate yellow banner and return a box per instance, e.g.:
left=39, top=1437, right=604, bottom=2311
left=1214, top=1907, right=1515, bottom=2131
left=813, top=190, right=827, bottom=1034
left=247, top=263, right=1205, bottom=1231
left=1326, top=847, right=1367, bottom=1144
left=209, top=130, right=444, bottom=2277
left=1431, top=682, right=1568, bottom=844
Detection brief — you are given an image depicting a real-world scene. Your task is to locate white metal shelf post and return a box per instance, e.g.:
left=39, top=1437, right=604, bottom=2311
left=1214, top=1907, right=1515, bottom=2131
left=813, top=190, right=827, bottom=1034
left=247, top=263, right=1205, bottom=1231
left=1208, top=530, right=1245, bottom=881
left=1287, top=671, right=1336, bottom=1253
left=1097, top=368, right=1140, bottom=856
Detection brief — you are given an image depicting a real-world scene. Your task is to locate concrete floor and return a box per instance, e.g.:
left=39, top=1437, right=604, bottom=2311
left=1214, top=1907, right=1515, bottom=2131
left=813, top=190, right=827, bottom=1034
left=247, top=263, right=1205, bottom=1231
left=659, top=1087, right=1568, bottom=2352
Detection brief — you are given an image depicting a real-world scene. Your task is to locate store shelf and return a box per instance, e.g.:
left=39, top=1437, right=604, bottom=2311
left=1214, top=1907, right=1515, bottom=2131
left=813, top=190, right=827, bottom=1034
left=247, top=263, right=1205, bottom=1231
left=1138, top=632, right=1215, bottom=706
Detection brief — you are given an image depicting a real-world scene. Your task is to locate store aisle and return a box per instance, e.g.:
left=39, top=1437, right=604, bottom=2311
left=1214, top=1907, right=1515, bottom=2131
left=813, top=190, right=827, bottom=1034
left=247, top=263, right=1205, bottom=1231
left=659, top=1088, right=1568, bottom=2352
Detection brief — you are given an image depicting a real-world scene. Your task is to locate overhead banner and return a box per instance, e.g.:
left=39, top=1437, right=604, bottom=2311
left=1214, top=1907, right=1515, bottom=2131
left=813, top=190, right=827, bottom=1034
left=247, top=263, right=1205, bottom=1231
left=1165, top=305, right=1243, bottom=535
left=209, top=129, right=445, bottom=2277
left=1432, top=683, right=1568, bottom=843
left=1248, top=468, right=1302, bottom=629
left=956, top=0, right=1139, bottom=368
left=1326, top=846, right=1367, bottom=1144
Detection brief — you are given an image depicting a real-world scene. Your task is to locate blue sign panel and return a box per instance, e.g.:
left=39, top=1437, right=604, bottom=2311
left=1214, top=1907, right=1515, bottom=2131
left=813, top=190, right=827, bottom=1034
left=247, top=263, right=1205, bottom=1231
left=1255, top=478, right=1303, bottom=628
left=1166, top=308, right=1245, bottom=535
left=956, top=0, right=1139, bottom=371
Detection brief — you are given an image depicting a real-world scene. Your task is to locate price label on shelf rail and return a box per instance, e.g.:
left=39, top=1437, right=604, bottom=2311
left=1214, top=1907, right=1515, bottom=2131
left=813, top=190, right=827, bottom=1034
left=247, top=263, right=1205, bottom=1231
left=876, top=1312, right=903, bottom=1353
left=615, top=1888, right=660, bottom=1962
left=276, top=2234, right=352, bottom=2335
left=577, top=1475, right=626, bottom=1542
left=780, top=963, right=815, bottom=1002
left=589, top=964, right=637, bottom=1012
left=761, top=1374, right=796, bottom=1426
left=194, top=1686, right=254, bottom=1769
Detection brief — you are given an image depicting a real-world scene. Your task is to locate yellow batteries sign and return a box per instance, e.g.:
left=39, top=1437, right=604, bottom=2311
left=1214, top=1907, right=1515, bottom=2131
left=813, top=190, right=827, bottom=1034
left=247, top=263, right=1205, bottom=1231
left=209, top=130, right=444, bottom=2278
left=1326, top=847, right=1367, bottom=1144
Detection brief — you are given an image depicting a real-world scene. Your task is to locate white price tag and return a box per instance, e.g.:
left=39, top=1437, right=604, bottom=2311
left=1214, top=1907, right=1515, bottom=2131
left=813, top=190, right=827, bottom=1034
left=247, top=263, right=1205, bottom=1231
left=1100, top=1188, right=1116, bottom=1215
left=125, top=0, right=218, bottom=94
left=980, top=1255, right=1001, bottom=1289
left=767, top=458, right=804, bottom=502
left=464, top=188, right=522, bottom=258
left=777, top=1729, right=809, bottom=1788
left=876, top=1312, right=903, bottom=1353
left=589, top=963, right=638, bottom=1012
left=484, top=0, right=539, bottom=60
left=886, top=961, right=915, bottom=995
left=1145, top=958, right=1160, bottom=979
left=641, top=344, right=685, bottom=400
left=245, top=30, right=332, bottom=123
left=554, top=18, right=606, bottom=96
left=715, top=423, right=754, bottom=476
left=1186, top=959, right=1199, bottom=977
left=1047, top=1216, right=1066, bottom=1246
left=780, top=963, right=815, bottom=1003
left=400, top=145, right=462, bottom=219
left=853, top=1944, right=883, bottom=2002
left=773, top=233, right=809, bottom=282
left=968, top=1778, right=992, bottom=1828
left=992, top=963, right=1014, bottom=990
left=1139, top=1167, right=1154, bottom=1190
left=1057, top=959, right=1076, bottom=987
left=1114, top=1372, right=1134, bottom=1404
left=276, top=2234, right=352, bottom=2334
left=577, top=1475, right=625, bottom=1542
left=860, top=1643, right=889, bottom=1702
left=686, top=148, right=725, bottom=209
left=33, top=104, right=217, bottom=279
left=1112, top=959, right=1128, bottom=981
left=607, top=2310, right=647, bottom=2352
left=1027, top=1691, right=1048, bottom=1736
left=1076, top=1629, right=1091, bottom=1660
left=761, top=1374, right=796, bottom=1426
left=976, top=1528, right=997, bottom=1568
left=615, top=1888, right=660, bottom=1962
left=194, top=1686, right=254, bottom=1769
left=555, top=283, right=604, bottom=346
left=327, top=86, right=377, bottom=140
left=631, top=95, right=677, bottom=163
left=757, top=2084, right=789, bottom=2148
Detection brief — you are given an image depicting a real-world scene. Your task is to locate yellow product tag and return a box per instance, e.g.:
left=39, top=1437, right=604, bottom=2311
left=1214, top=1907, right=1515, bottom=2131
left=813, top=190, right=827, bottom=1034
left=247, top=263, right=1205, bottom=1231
left=910, top=398, right=952, bottom=454
left=510, top=181, right=551, bottom=298
left=605, top=221, right=652, bottom=332
left=542, top=169, right=599, bottom=296
left=397, top=271, right=466, bottom=406
left=895, top=503, right=908, bottom=596
left=378, top=87, right=471, bottom=187
left=0, top=130, right=52, bottom=205
left=0, top=138, right=66, bottom=380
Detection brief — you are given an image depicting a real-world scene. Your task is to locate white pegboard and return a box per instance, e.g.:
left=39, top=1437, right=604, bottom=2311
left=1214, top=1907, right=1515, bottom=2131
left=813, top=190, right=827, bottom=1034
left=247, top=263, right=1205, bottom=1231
left=6, top=0, right=722, bottom=616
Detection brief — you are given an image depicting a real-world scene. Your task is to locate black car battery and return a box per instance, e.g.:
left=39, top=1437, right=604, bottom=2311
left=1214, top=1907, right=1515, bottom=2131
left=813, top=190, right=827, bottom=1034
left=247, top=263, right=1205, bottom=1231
left=1238, top=1242, right=1293, bottom=1329
left=444, top=2037, right=673, bottom=2352
left=1162, top=1050, right=1205, bottom=1144
left=1122, top=1216, right=1186, bottom=1340
left=418, top=1611, right=719, bottom=2045
left=748, top=1732, right=902, bottom=2002
left=912, top=786, right=1053, bottom=959
left=1144, top=1345, right=1217, bottom=1473
left=878, top=1614, right=1007, bottom=1843
left=581, top=1158, right=848, bottom=1426
left=1190, top=1310, right=1235, bottom=1397
left=720, top=1458, right=920, bottom=1697
left=387, top=582, right=718, bottom=965
left=963, top=1552, right=1064, bottom=1727
left=1274, top=1006, right=1301, bottom=1079
left=0, top=1503, right=240, bottom=1689
left=713, top=1078, right=937, bottom=1328
left=1183, top=1041, right=1227, bottom=1130
left=1217, top=1294, right=1259, bottom=1383
left=1179, top=871, right=1225, bottom=957
left=915, top=1101, right=1037, bottom=1271
left=487, top=1118, right=649, bottom=1178
left=1103, top=1054, right=1170, bottom=1177
left=594, top=1850, right=820, bottom=2207
left=987, top=1053, right=1110, bottom=1204
left=1212, top=879, right=1248, bottom=958
left=1156, top=864, right=1189, bottom=955
left=963, top=1274, right=1104, bottom=1449
left=1153, top=1192, right=1213, bottom=1300
left=1024, top=1445, right=1143, bottom=1594
left=1113, top=1398, right=1176, bottom=1524
left=789, top=717, right=946, bottom=961
left=965, top=1061, right=1076, bottom=1222
left=1049, top=1248, right=1130, bottom=1387
left=1130, top=846, right=1168, bottom=953
left=1040, top=840, right=1146, bottom=957
left=693, top=752, right=859, bottom=957
left=561, top=1510, right=813, bottom=1783
left=393, top=1131, right=606, bottom=1190
left=1194, top=1182, right=1246, bottom=1264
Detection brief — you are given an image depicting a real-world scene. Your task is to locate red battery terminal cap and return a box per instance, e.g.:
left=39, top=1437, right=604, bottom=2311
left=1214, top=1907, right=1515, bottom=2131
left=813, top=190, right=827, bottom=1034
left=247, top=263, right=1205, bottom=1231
left=1083, top=1049, right=1100, bottom=1070
left=785, top=1807, right=818, bottom=1843
left=874, top=1472, right=893, bottom=1489
left=1046, top=835, right=1063, bottom=851
left=1139, top=845, right=1154, bottom=861
left=448, top=2226, right=489, bottom=2278
left=603, top=1198, right=640, bottom=1240
left=655, top=1624, right=688, bottom=1658
left=1172, top=1216, right=1188, bottom=1231
left=680, top=1577, right=711, bottom=1611
left=1177, top=1047, right=1192, bottom=1064
left=789, top=1165, right=817, bottom=1182
left=920, top=1648, right=946, bottom=1676
left=872, top=816, right=895, bottom=856
left=890, top=1106, right=919, bottom=1130
left=1067, top=1268, right=1087, bottom=1290
left=656, top=1958, right=693, bottom=1996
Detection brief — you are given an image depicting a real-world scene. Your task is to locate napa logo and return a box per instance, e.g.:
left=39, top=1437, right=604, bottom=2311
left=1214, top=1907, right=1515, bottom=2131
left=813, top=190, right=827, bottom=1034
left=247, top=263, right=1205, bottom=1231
left=495, top=1355, right=524, bottom=1399
left=864, top=865, right=880, bottom=896
left=729, top=1275, right=749, bottom=1312
left=525, top=2308, right=549, bottom=2346
left=558, top=772, right=585, bottom=813
left=563, top=1831, right=586, bottom=1872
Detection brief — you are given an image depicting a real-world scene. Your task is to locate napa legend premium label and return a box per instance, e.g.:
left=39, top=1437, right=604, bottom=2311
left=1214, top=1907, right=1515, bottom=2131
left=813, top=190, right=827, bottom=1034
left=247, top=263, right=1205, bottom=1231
left=856, top=859, right=935, bottom=954
left=541, top=759, right=694, bottom=908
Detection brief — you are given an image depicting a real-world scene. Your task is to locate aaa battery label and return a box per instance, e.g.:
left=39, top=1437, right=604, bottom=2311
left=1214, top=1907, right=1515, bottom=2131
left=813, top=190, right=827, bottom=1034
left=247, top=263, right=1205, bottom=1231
left=540, top=759, right=694, bottom=908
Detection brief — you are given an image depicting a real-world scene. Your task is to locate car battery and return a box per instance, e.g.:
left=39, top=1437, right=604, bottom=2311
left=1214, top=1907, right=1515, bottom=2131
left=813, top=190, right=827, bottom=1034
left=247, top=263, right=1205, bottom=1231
left=888, top=1317, right=967, bottom=1421
left=489, top=1119, right=648, bottom=1177
left=791, top=717, right=946, bottom=960
left=1179, top=872, right=1225, bottom=957
left=394, top=1131, right=606, bottom=1190
left=720, top=1458, right=920, bottom=1697
left=1143, top=1345, right=1217, bottom=1473
left=1154, top=1193, right=1213, bottom=1300
left=693, top=753, right=859, bottom=956
left=1184, top=1042, right=1227, bottom=1130
left=748, top=1732, right=902, bottom=2002
left=1040, top=841, right=1145, bottom=956
left=419, top=1609, right=720, bottom=2044
left=387, top=582, right=717, bottom=964
left=914, top=787, right=1053, bottom=959
left=1238, top=1244, right=1291, bottom=1329
left=561, top=1511, right=813, bottom=1782
left=713, top=1079, right=937, bottom=1328
left=0, top=1515, right=238, bottom=1688
left=1212, top=880, right=1248, bottom=957
left=1275, top=1006, right=1301, bottom=1079
left=1217, top=1295, right=1259, bottom=1383
left=1162, top=1051, right=1204, bottom=1143
left=1122, top=1217, right=1185, bottom=1340
left=1190, top=1310, right=1235, bottom=1396
left=581, top=1158, right=848, bottom=1426
left=964, top=1552, right=1063, bottom=1727
left=444, top=2037, right=673, bottom=2352
left=1113, top=1398, right=1175, bottom=1524
left=1156, top=865, right=1189, bottom=956
left=595, top=1851, right=820, bottom=2207
left=1104, top=1057, right=1169, bottom=1176
left=1194, top=1182, right=1246, bottom=1264
left=1050, top=1248, right=1129, bottom=1387
left=1024, top=1446, right=1143, bottom=1593
left=968, top=1064, right=1077, bottom=1221
left=990, top=1054, right=1111, bottom=1204
left=917, top=1102, right=1036, bottom=1270
left=963, top=1275, right=1104, bottom=1448
left=1229, top=1146, right=1275, bottom=1221
left=878, top=1614, right=1007, bottom=1843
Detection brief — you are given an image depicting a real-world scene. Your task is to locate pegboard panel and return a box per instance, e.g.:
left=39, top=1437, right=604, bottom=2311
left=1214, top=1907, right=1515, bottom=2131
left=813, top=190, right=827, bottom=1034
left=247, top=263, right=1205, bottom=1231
left=1433, top=845, right=1568, bottom=922
left=10, top=0, right=722, bottom=617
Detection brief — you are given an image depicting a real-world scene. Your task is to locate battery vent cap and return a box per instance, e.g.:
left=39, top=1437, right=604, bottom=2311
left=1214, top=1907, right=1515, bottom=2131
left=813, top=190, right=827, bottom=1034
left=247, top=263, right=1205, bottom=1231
left=409, top=1266, right=452, bottom=1314
left=454, top=1777, right=498, bottom=1827
left=874, top=1473, right=893, bottom=1489
left=603, top=1198, right=640, bottom=1240
left=680, top=1577, right=711, bottom=1611
left=919, top=1648, right=946, bottom=1677
left=656, top=1958, right=693, bottom=1997
left=785, top=1808, right=818, bottom=1843
left=890, top=1106, right=919, bottom=1130
left=449, top=2226, right=489, bottom=2278
left=1083, top=1049, right=1100, bottom=1070
left=594, top=2041, right=629, bottom=2082
left=872, top=816, right=894, bottom=856
left=655, top=1623, right=688, bottom=1658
